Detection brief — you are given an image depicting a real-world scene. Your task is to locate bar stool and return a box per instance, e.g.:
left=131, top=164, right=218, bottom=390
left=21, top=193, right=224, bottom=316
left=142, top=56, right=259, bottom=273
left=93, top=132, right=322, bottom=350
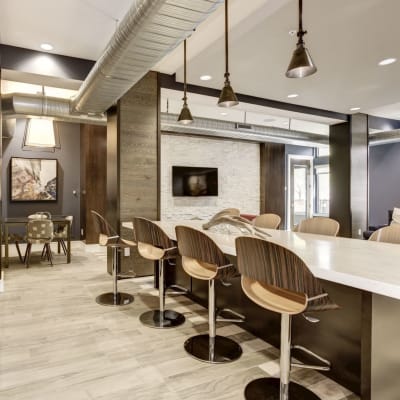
left=91, top=210, right=134, bottom=306
left=175, top=225, right=243, bottom=363
left=133, top=217, right=185, bottom=329
left=236, top=236, right=338, bottom=400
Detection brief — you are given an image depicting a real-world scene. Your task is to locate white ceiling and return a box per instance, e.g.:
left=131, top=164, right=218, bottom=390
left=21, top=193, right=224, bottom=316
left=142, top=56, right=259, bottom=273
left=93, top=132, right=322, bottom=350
left=1, top=0, right=400, bottom=120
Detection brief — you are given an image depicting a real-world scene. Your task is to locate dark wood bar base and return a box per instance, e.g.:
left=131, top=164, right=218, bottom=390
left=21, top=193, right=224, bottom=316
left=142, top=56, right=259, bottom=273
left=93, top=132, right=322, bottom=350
left=168, top=255, right=373, bottom=398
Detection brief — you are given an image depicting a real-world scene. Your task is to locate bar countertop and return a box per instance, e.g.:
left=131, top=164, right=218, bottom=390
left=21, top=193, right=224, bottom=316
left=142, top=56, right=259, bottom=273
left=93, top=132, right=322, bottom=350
left=122, top=220, right=400, bottom=300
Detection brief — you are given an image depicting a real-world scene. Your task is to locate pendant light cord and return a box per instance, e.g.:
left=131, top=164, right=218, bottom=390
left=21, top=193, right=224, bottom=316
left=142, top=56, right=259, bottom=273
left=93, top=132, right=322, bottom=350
left=297, top=0, right=307, bottom=45
left=224, top=0, right=230, bottom=80
left=183, top=39, right=187, bottom=104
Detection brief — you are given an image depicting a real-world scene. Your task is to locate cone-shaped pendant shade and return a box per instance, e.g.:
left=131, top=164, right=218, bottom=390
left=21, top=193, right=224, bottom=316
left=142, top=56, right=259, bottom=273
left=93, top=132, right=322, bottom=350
left=177, top=103, right=193, bottom=125
left=286, top=43, right=317, bottom=78
left=218, top=0, right=239, bottom=108
left=218, top=79, right=239, bottom=107
left=178, top=39, right=193, bottom=125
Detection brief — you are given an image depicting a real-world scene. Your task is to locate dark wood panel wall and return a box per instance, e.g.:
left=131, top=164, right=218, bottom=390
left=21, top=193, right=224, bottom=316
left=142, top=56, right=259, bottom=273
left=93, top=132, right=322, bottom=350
left=329, top=122, right=352, bottom=237
left=106, top=71, right=160, bottom=276
left=260, top=143, right=286, bottom=228
left=329, top=115, right=369, bottom=238
left=80, top=124, right=107, bottom=244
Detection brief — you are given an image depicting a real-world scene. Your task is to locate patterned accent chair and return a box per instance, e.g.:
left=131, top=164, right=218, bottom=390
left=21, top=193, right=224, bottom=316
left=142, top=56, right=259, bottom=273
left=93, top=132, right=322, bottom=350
left=25, top=219, right=54, bottom=267
left=53, top=216, right=73, bottom=255
left=236, top=236, right=338, bottom=400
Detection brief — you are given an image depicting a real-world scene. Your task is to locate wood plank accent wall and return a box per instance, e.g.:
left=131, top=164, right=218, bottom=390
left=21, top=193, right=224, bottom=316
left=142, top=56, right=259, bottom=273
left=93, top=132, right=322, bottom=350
left=260, top=143, right=286, bottom=228
left=107, top=71, right=160, bottom=276
left=80, top=124, right=107, bottom=244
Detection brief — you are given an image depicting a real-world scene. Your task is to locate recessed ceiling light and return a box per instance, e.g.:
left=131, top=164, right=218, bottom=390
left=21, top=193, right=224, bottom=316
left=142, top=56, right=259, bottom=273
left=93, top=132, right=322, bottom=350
left=287, top=93, right=299, bottom=98
left=378, top=58, right=397, bottom=66
left=220, top=112, right=228, bottom=116
left=40, top=43, right=53, bottom=51
left=350, top=107, right=361, bottom=111
left=200, top=75, right=212, bottom=81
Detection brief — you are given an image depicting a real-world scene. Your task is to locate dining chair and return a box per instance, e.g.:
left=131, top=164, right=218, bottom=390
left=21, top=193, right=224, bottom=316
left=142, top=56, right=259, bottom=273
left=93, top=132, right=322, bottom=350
left=368, top=224, right=400, bottom=244
left=253, top=213, right=281, bottom=229
left=25, top=219, right=54, bottom=267
left=294, top=217, right=340, bottom=236
left=53, top=216, right=73, bottom=255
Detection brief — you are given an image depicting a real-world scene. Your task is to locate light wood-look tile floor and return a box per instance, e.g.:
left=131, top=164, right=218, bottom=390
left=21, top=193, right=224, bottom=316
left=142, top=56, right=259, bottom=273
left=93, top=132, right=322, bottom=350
left=0, top=243, right=359, bottom=400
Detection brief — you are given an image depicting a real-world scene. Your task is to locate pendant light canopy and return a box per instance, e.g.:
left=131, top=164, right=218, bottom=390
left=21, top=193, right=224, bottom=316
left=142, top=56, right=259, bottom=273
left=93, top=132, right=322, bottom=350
left=178, top=39, right=193, bottom=125
left=286, top=0, right=317, bottom=78
left=218, top=0, right=238, bottom=107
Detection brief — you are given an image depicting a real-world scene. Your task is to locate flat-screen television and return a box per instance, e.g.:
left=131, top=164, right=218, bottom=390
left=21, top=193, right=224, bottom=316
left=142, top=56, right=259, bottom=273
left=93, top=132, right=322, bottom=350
left=172, top=166, right=218, bottom=197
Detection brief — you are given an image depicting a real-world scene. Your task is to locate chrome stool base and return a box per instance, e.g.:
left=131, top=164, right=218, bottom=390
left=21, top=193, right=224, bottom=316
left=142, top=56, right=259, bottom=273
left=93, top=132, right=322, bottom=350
left=140, top=309, right=185, bottom=329
left=244, top=378, right=321, bottom=400
left=184, top=334, right=242, bottom=364
left=96, top=292, right=134, bottom=307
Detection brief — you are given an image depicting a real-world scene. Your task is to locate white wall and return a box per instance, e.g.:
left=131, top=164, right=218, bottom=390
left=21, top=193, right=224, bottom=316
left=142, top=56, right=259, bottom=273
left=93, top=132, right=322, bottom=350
left=161, top=134, right=260, bottom=220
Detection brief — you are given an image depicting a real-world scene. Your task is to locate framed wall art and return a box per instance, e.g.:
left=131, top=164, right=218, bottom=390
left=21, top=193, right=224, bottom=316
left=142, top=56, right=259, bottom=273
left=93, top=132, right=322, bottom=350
left=10, top=157, right=58, bottom=202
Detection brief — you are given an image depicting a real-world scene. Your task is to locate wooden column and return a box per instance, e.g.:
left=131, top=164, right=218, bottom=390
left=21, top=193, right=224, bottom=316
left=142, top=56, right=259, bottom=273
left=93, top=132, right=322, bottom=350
left=106, top=71, right=160, bottom=276
left=260, top=143, right=286, bottom=228
left=80, top=124, right=107, bottom=244
left=329, top=115, right=368, bottom=238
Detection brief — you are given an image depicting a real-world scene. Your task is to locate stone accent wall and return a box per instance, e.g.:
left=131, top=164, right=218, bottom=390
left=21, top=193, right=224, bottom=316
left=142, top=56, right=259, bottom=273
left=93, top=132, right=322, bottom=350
left=161, top=134, right=260, bottom=220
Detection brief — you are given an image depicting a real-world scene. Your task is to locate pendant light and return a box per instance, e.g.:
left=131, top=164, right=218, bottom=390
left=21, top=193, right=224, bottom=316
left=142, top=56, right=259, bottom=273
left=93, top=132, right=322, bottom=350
left=218, top=0, right=239, bottom=107
left=177, top=39, right=193, bottom=125
left=286, top=0, right=317, bottom=78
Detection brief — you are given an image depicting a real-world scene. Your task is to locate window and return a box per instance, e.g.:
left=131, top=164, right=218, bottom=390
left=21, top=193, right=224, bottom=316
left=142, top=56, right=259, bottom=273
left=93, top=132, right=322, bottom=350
left=315, top=165, right=329, bottom=215
left=317, top=146, right=330, bottom=157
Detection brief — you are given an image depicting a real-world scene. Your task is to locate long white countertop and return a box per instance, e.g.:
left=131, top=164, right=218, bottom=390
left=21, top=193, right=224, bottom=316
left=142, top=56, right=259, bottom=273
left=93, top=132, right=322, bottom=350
left=122, top=220, right=400, bottom=300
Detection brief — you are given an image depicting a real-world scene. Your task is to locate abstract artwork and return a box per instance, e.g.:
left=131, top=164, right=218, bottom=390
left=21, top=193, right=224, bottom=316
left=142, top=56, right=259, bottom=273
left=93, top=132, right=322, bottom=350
left=10, top=157, right=57, bottom=202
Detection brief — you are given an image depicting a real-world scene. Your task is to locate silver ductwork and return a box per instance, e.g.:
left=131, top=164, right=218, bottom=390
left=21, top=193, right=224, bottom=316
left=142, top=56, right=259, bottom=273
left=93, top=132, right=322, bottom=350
left=72, top=0, right=223, bottom=114
left=161, top=113, right=329, bottom=147
left=2, top=93, right=106, bottom=125
left=369, top=130, right=400, bottom=145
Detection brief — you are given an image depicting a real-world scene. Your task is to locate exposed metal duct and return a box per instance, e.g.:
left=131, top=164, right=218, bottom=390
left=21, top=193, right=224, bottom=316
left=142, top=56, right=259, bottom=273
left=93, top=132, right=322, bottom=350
left=161, top=113, right=329, bottom=147
left=71, top=0, right=223, bottom=114
left=2, top=93, right=106, bottom=125
left=369, top=129, right=400, bottom=146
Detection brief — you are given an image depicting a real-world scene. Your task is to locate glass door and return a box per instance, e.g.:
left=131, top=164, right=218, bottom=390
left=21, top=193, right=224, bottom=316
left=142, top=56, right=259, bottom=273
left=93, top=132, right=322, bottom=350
left=288, top=156, right=313, bottom=229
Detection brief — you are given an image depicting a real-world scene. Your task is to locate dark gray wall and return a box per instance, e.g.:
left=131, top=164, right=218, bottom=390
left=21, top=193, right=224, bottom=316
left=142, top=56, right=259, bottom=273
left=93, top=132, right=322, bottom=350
left=2, top=119, right=81, bottom=239
left=369, top=143, right=400, bottom=226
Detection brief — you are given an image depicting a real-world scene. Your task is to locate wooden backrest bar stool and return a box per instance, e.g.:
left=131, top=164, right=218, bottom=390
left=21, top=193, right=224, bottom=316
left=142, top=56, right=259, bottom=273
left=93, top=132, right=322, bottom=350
left=175, top=225, right=243, bottom=363
left=236, top=236, right=338, bottom=400
left=253, top=213, right=281, bottom=229
left=133, top=217, right=185, bottom=329
left=294, top=216, right=340, bottom=236
left=369, top=224, right=400, bottom=244
left=91, top=210, right=135, bottom=307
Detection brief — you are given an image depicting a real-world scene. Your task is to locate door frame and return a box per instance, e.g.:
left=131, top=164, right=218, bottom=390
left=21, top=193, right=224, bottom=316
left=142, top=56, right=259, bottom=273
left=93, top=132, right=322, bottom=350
left=287, top=154, right=314, bottom=230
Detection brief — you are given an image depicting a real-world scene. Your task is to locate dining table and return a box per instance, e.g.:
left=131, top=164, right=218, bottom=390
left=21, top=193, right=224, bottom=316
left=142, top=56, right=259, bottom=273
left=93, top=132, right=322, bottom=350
left=2, top=215, right=72, bottom=267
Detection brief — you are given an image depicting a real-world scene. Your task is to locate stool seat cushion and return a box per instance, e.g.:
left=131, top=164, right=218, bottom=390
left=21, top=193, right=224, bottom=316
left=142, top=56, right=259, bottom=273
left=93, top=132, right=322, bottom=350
left=182, top=256, right=218, bottom=280
left=242, top=276, right=307, bottom=315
